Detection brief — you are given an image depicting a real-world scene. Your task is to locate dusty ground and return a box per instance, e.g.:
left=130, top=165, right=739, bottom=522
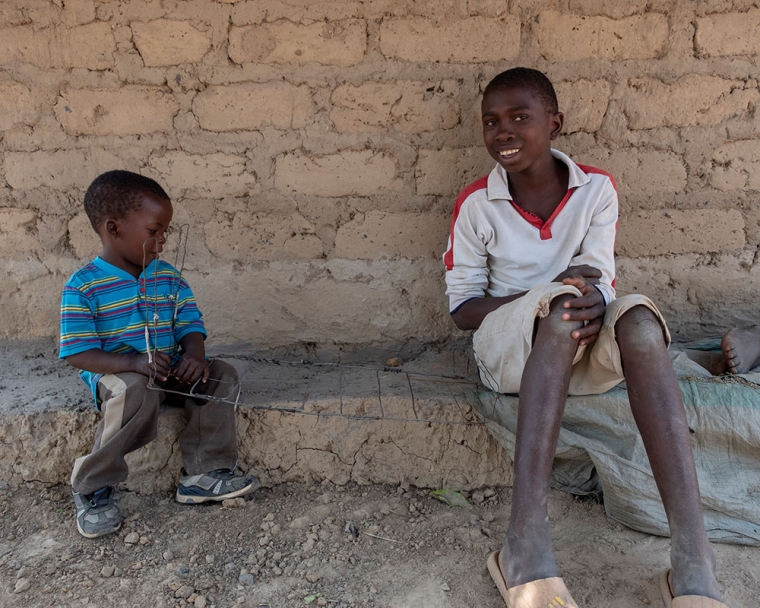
left=0, top=478, right=757, bottom=608
left=0, top=341, right=757, bottom=607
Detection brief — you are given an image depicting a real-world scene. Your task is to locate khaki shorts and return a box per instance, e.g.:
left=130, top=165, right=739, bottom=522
left=472, top=283, right=670, bottom=396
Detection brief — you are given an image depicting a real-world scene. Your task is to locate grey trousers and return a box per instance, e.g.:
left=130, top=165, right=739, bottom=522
left=71, top=359, right=239, bottom=495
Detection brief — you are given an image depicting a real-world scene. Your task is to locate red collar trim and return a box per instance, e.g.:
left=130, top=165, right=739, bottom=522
left=510, top=187, right=576, bottom=240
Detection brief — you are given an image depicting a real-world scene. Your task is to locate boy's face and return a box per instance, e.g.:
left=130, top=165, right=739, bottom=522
left=481, top=85, right=563, bottom=174
left=101, top=193, right=173, bottom=277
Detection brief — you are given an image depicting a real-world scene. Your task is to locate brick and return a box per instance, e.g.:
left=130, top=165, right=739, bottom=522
left=275, top=150, right=403, bottom=197
left=621, top=76, right=758, bottom=129
left=331, top=81, right=459, bottom=134
left=68, top=212, right=101, bottom=259
left=556, top=79, right=611, bottom=134
left=149, top=152, right=256, bottom=198
left=0, top=210, right=39, bottom=255
left=193, top=83, right=313, bottom=132
left=696, top=10, right=760, bottom=57
left=0, top=82, right=36, bottom=130
left=379, top=17, right=520, bottom=63
left=54, top=88, right=179, bottom=136
left=3, top=149, right=124, bottom=190
left=415, top=148, right=493, bottom=196
left=617, top=209, right=744, bottom=257
left=229, top=20, right=366, bottom=66
left=583, top=149, right=687, bottom=197
left=192, top=258, right=450, bottom=345
left=0, top=0, right=96, bottom=27
left=536, top=11, right=667, bottom=61
left=0, top=22, right=115, bottom=69
left=231, top=1, right=359, bottom=24
left=204, top=212, right=324, bottom=262
left=334, top=211, right=449, bottom=259
left=131, top=20, right=212, bottom=67
left=563, top=0, right=658, bottom=19
left=710, top=140, right=760, bottom=191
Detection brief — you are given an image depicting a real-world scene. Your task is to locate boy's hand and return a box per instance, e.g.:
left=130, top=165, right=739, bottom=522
left=553, top=264, right=602, bottom=285
left=65, top=348, right=172, bottom=381
left=132, top=351, right=172, bottom=381
left=172, top=351, right=210, bottom=386
left=560, top=276, right=606, bottom=346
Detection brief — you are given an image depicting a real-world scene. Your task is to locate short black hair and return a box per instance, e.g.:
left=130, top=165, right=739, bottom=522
left=83, top=170, right=170, bottom=232
left=483, top=67, right=559, bottom=114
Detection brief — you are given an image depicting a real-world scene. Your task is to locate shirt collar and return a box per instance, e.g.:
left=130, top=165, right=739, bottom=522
left=486, top=148, right=591, bottom=202
left=93, top=256, right=158, bottom=280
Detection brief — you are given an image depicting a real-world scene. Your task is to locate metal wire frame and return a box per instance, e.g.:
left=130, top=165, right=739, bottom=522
left=135, top=226, right=485, bottom=425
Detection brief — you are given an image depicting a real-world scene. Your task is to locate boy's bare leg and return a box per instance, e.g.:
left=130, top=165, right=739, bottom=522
left=712, top=325, right=760, bottom=375
left=616, top=306, right=721, bottom=600
left=499, top=294, right=582, bottom=588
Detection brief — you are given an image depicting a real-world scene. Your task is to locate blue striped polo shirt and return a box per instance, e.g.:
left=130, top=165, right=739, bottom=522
left=59, top=257, right=206, bottom=406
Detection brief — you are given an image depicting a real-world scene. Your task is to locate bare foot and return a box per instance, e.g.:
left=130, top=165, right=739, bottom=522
left=669, top=540, right=722, bottom=601
left=499, top=525, right=560, bottom=588
left=714, top=326, right=760, bottom=375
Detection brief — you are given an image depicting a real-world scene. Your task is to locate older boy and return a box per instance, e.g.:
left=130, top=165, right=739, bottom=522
left=60, top=170, right=257, bottom=539
left=444, top=69, right=726, bottom=607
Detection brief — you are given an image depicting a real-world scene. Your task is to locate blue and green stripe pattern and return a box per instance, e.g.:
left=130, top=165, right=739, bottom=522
left=59, top=256, right=206, bottom=406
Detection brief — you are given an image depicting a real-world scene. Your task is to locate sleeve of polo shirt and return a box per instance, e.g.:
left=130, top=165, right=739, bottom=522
left=569, top=180, right=617, bottom=305
left=444, top=197, right=490, bottom=314
left=173, top=275, right=208, bottom=342
left=59, top=284, right=102, bottom=358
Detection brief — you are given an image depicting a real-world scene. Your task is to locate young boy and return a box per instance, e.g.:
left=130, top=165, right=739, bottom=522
left=60, top=170, right=257, bottom=539
left=443, top=68, right=727, bottom=607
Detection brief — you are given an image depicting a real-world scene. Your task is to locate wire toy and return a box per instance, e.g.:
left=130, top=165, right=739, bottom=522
left=136, top=226, right=486, bottom=426
left=139, top=224, right=243, bottom=407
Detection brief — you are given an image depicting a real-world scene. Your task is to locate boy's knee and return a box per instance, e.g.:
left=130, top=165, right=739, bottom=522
left=616, top=305, right=666, bottom=350
left=541, top=294, right=583, bottom=330
left=208, top=359, right=238, bottom=383
left=99, top=372, right=161, bottom=413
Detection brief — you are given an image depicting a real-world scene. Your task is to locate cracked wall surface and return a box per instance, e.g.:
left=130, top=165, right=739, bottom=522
left=3, top=1, right=760, bottom=347
left=0, top=407, right=510, bottom=493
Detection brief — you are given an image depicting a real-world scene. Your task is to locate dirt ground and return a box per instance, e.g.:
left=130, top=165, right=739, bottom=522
left=0, top=476, right=756, bottom=608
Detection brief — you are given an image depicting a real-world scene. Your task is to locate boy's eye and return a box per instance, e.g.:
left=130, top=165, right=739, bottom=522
left=514, top=115, right=528, bottom=122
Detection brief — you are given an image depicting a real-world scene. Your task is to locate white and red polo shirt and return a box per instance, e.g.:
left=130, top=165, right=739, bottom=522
left=443, top=149, right=618, bottom=314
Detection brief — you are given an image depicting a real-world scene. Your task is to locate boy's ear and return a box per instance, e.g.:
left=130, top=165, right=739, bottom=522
left=103, top=218, right=120, bottom=239
left=549, top=111, right=564, bottom=141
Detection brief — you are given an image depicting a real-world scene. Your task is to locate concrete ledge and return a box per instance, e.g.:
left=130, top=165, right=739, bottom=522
left=0, top=340, right=510, bottom=493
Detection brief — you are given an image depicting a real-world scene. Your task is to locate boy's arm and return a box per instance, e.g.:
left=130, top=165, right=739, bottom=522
left=60, top=281, right=171, bottom=380
left=450, top=293, right=527, bottom=330
left=453, top=264, right=606, bottom=341
left=65, top=348, right=172, bottom=381
left=567, top=179, right=618, bottom=304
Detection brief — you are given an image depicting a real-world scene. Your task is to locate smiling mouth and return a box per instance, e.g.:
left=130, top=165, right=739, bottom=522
left=498, top=149, right=520, bottom=158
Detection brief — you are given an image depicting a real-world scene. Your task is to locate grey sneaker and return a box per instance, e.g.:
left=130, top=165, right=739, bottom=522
left=73, top=486, right=121, bottom=539
left=176, top=468, right=259, bottom=504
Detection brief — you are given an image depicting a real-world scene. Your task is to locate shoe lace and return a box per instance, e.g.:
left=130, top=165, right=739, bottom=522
left=88, top=487, right=112, bottom=508
left=207, top=468, right=236, bottom=481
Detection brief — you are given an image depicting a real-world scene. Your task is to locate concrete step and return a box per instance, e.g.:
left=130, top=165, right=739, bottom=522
left=0, top=340, right=510, bottom=494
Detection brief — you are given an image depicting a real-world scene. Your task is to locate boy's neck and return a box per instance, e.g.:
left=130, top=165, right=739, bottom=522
left=99, top=247, right=143, bottom=279
left=507, top=155, right=569, bottom=222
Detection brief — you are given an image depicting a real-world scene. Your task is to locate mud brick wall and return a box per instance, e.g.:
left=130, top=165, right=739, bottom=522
left=2, top=0, right=760, bottom=347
